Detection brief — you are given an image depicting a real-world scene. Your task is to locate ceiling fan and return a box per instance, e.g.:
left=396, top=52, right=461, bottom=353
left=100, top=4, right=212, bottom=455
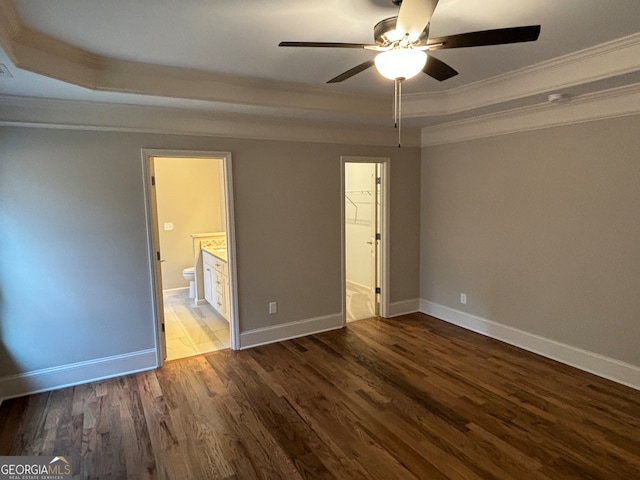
left=279, top=0, right=541, bottom=85
left=279, top=0, right=540, bottom=146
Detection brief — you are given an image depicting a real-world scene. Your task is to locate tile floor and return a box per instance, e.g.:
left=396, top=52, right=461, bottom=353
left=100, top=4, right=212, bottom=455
left=164, top=284, right=373, bottom=359
left=163, top=288, right=230, bottom=361
left=346, top=282, right=377, bottom=322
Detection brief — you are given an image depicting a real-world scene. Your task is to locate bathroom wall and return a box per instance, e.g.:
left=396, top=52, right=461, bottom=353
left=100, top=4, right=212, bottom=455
left=154, top=157, right=225, bottom=290
left=0, top=126, right=420, bottom=397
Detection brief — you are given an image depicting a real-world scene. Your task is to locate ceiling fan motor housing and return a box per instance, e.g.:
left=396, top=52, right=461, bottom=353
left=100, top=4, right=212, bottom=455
left=374, top=16, right=429, bottom=46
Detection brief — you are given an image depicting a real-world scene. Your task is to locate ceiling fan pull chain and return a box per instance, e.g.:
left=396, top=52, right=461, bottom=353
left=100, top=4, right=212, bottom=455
left=394, top=78, right=398, bottom=129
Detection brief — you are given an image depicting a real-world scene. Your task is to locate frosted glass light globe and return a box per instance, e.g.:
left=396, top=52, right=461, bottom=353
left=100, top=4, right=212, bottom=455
left=374, top=49, right=427, bottom=80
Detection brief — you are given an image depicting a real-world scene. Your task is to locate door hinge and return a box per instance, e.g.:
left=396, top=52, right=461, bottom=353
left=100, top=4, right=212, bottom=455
left=375, top=287, right=381, bottom=294
left=376, top=176, right=381, bottom=185
left=162, top=323, right=165, bottom=332
left=151, top=175, right=155, bottom=186
left=375, top=233, right=381, bottom=240
left=157, top=251, right=161, bottom=261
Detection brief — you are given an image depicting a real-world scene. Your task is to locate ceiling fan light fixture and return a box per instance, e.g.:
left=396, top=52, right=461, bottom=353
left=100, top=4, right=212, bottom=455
left=374, top=48, right=427, bottom=80
left=384, top=29, right=404, bottom=42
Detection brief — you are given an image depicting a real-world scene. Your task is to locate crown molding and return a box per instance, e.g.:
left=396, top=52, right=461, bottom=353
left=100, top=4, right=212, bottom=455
left=2, top=0, right=638, bottom=130
left=0, top=0, right=100, bottom=85
left=0, top=94, right=420, bottom=147
left=405, top=32, right=640, bottom=118
left=0, top=0, right=390, bottom=119
left=421, top=83, right=640, bottom=146
left=96, top=57, right=390, bottom=117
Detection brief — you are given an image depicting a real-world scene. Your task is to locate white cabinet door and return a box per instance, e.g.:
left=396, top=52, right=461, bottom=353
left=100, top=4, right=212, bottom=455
left=204, top=264, right=214, bottom=304
left=202, top=250, right=230, bottom=321
left=213, top=270, right=225, bottom=317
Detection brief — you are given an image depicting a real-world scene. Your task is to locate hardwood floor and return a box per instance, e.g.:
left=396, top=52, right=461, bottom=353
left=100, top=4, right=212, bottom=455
left=1, top=313, right=639, bottom=479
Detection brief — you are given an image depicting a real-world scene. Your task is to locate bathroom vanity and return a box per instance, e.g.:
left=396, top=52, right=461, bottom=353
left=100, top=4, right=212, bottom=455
left=202, top=248, right=230, bottom=321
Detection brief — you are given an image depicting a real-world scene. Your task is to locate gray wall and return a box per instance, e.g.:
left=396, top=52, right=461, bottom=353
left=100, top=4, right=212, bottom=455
left=421, top=115, right=640, bottom=366
left=0, top=127, right=420, bottom=378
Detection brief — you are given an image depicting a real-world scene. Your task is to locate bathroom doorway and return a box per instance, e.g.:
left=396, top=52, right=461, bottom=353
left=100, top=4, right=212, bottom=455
left=342, top=156, right=389, bottom=323
left=142, top=149, right=238, bottom=366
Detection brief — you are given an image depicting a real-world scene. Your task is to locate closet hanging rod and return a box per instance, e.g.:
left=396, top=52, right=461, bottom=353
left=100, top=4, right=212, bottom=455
left=345, top=194, right=359, bottom=223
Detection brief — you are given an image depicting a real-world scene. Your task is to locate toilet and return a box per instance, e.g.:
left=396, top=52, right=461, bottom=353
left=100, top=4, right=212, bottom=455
left=182, top=266, right=196, bottom=298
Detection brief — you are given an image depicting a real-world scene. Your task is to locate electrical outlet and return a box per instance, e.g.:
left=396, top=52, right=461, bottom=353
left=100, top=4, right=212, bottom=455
left=269, top=302, right=278, bottom=314
left=163, top=222, right=174, bottom=231
left=460, top=293, right=467, bottom=305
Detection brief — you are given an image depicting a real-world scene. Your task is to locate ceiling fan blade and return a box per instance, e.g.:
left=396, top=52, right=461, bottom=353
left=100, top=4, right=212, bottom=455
left=423, top=55, right=458, bottom=81
left=279, top=41, right=374, bottom=49
left=427, top=25, right=541, bottom=50
left=396, top=0, right=440, bottom=41
left=327, top=59, right=375, bottom=83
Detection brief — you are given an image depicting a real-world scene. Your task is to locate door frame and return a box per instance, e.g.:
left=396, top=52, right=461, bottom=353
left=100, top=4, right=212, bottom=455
left=341, top=156, right=390, bottom=322
left=141, top=149, right=239, bottom=367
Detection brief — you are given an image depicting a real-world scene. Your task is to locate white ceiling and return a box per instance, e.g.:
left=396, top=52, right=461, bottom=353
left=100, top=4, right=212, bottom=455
left=1, top=0, right=639, bottom=129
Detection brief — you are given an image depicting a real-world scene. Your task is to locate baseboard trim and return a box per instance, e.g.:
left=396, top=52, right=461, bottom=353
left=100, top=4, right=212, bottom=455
left=387, top=298, right=420, bottom=317
left=346, top=280, right=371, bottom=294
left=239, top=313, right=343, bottom=349
left=420, top=300, right=640, bottom=391
left=162, top=287, right=189, bottom=293
left=0, top=349, right=158, bottom=401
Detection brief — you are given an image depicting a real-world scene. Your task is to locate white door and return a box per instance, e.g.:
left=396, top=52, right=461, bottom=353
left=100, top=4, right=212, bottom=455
left=370, top=164, right=381, bottom=315
left=147, top=157, right=167, bottom=361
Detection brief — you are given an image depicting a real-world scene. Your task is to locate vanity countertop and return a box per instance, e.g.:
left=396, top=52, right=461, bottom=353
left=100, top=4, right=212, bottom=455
left=202, top=245, right=227, bottom=262
left=191, top=231, right=225, bottom=238
left=201, top=235, right=227, bottom=262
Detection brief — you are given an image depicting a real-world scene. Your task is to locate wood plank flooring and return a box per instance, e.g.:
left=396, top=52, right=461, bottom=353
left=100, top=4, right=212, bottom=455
left=1, top=313, right=639, bottom=479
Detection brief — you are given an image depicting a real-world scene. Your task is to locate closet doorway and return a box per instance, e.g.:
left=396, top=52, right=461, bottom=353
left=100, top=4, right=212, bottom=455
left=342, top=156, right=389, bottom=323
